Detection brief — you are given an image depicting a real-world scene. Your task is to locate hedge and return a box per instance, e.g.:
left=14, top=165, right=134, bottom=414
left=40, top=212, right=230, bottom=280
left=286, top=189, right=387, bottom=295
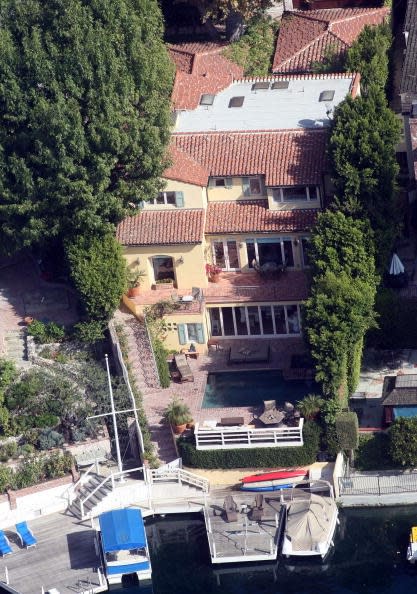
left=178, top=421, right=321, bottom=469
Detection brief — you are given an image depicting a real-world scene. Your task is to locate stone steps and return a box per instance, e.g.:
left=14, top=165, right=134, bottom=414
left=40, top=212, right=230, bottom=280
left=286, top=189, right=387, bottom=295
left=4, top=330, right=28, bottom=365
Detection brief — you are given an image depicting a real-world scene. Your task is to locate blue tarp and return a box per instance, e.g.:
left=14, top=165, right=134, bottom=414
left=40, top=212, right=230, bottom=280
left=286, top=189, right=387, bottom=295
left=393, top=407, right=417, bottom=419
left=99, top=508, right=146, bottom=552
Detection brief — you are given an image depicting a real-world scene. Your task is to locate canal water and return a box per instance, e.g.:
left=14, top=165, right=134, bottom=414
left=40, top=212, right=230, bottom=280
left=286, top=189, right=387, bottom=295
left=111, top=506, right=417, bottom=594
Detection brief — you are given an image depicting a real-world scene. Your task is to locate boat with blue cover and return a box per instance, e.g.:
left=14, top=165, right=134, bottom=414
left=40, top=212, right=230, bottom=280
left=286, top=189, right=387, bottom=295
left=97, top=508, right=152, bottom=586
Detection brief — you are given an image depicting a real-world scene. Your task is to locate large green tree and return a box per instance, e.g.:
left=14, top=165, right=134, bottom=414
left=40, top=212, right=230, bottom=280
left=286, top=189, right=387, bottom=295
left=0, top=0, right=173, bottom=255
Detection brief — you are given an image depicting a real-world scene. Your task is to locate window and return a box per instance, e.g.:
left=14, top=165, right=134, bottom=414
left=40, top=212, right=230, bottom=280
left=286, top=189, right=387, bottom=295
left=229, top=96, right=245, bottom=108
left=152, top=256, right=175, bottom=282
left=252, top=82, right=270, bottom=91
left=208, top=304, right=301, bottom=336
left=272, top=186, right=319, bottom=202
left=210, top=177, right=233, bottom=189
left=200, top=94, right=215, bottom=106
left=212, top=240, right=239, bottom=270
left=177, top=323, right=205, bottom=344
left=301, top=237, right=311, bottom=267
left=152, top=191, right=184, bottom=207
left=319, top=90, right=335, bottom=102
left=246, top=238, right=294, bottom=268
left=271, top=81, right=289, bottom=90
left=242, top=176, right=262, bottom=196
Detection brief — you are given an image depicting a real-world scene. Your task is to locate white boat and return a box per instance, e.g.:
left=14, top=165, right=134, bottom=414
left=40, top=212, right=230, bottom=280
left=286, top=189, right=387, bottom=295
left=281, top=481, right=338, bottom=559
left=407, top=526, right=417, bottom=563
left=97, top=508, right=152, bottom=586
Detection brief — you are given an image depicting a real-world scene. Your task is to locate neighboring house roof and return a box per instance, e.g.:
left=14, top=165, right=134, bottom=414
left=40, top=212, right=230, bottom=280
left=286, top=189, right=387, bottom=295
left=170, top=129, right=328, bottom=186
left=401, top=0, right=417, bottom=108
left=382, top=388, right=417, bottom=406
left=164, top=145, right=209, bottom=186
left=272, top=7, right=390, bottom=73
left=168, top=42, right=244, bottom=110
left=116, top=209, right=205, bottom=246
left=205, top=201, right=319, bottom=234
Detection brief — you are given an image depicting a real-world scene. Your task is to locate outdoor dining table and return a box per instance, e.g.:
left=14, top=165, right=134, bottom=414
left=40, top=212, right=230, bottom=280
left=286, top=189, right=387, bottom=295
left=259, top=410, right=285, bottom=425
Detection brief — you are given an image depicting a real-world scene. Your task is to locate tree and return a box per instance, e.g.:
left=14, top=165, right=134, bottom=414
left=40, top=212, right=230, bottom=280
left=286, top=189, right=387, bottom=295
left=223, top=17, right=278, bottom=76
left=329, top=89, right=401, bottom=267
left=66, top=233, right=126, bottom=321
left=345, top=23, right=392, bottom=93
left=200, top=0, right=272, bottom=40
left=311, top=43, right=346, bottom=74
left=0, top=0, right=173, bottom=255
left=389, top=417, right=417, bottom=467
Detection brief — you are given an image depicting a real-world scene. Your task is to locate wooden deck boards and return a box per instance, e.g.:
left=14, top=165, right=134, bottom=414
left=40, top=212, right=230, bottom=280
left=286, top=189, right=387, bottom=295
left=0, top=512, right=103, bottom=594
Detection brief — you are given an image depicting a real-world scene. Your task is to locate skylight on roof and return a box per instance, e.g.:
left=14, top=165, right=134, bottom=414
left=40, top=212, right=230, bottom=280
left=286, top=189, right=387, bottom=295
left=271, top=81, right=289, bottom=90
left=228, top=96, right=245, bottom=108
left=200, top=94, right=215, bottom=106
left=252, top=82, right=270, bottom=91
left=319, top=90, right=335, bottom=102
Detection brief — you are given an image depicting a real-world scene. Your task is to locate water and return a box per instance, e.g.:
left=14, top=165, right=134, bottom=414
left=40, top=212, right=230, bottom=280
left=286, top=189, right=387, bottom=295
left=110, top=507, right=417, bottom=594
left=203, top=370, right=319, bottom=408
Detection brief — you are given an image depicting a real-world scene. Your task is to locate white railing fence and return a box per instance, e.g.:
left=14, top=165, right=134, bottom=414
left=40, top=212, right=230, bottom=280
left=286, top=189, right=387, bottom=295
left=195, top=418, right=304, bottom=450
left=147, top=467, right=210, bottom=494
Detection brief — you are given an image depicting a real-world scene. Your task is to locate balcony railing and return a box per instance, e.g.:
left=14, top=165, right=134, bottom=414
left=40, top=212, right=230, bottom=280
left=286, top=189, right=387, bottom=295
left=194, top=418, right=304, bottom=450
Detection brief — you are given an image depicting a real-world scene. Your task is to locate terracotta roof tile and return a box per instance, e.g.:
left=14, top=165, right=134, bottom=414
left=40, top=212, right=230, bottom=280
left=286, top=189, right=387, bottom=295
left=164, top=145, right=209, bottom=186
left=168, top=42, right=229, bottom=74
left=273, top=7, right=389, bottom=73
left=116, top=209, right=205, bottom=246
left=172, top=129, right=328, bottom=186
left=205, top=200, right=319, bottom=234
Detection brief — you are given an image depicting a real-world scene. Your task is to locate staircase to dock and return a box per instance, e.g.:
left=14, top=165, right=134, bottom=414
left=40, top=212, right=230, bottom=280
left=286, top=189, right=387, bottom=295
left=4, top=330, right=29, bottom=366
left=69, top=471, right=113, bottom=520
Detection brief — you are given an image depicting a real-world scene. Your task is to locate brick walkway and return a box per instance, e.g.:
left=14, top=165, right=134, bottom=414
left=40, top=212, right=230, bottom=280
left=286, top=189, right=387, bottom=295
left=0, top=253, right=79, bottom=358
left=114, top=304, right=308, bottom=464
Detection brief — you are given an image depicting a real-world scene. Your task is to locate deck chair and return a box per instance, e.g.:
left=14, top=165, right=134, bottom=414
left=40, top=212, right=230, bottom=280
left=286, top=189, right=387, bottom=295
left=15, top=521, right=37, bottom=549
left=223, top=495, right=238, bottom=523
left=174, top=354, right=194, bottom=383
left=263, top=400, right=276, bottom=412
left=0, top=530, right=12, bottom=556
left=251, top=494, right=264, bottom=522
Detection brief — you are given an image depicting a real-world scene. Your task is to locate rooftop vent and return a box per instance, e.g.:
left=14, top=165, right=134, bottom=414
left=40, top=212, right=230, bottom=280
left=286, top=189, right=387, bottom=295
left=228, top=96, right=245, bottom=108
left=271, top=81, right=289, bottom=90
left=319, top=90, right=335, bottom=102
left=252, top=82, right=270, bottom=91
left=200, top=94, right=215, bottom=106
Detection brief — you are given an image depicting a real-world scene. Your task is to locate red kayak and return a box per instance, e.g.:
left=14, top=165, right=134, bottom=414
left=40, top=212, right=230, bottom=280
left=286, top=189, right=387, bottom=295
left=240, top=469, right=308, bottom=484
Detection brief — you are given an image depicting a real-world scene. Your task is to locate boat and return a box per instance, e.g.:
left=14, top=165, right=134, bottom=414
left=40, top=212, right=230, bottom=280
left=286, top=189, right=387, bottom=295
left=407, top=526, right=417, bottom=563
left=240, top=476, right=306, bottom=491
left=240, top=469, right=308, bottom=484
left=281, top=480, right=339, bottom=559
left=97, top=508, right=152, bottom=586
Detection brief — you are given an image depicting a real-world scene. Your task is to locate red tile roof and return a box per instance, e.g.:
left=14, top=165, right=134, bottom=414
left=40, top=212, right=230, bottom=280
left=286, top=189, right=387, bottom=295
left=273, top=7, right=390, bottom=73
left=116, top=209, right=205, bottom=246
left=164, top=145, right=209, bottom=186
left=168, top=42, right=244, bottom=110
left=171, top=129, right=328, bottom=186
left=206, top=200, right=318, bottom=234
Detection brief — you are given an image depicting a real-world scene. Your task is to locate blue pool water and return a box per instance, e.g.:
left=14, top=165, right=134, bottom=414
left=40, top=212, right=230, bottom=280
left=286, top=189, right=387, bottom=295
left=203, top=370, right=319, bottom=409
left=110, top=506, right=417, bottom=594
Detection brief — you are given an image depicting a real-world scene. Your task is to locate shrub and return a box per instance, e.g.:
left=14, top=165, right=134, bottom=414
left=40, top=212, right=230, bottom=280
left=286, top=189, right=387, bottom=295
left=296, top=394, right=323, bottom=420
left=54, top=352, right=68, bottom=364
left=18, top=443, right=35, bottom=456
left=389, top=417, right=417, bottom=467
left=0, top=441, right=18, bottom=462
left=73, top=320, right=106, bottom=344
left=44, top=452, right=73, bottom=479
left=224, top=17, right=279, bottom=76
left=27, top=320, right=65, bottom=343
left=163, top=397, right=192, bottom=426
left=153, top=337, right=170, bottom=388
left=355, top=433, right=392, bottom=470
left=0, top=359, right=17, bottom=401
left=335, top=411, right=359, bottom=451
left=178, top=421, right=321, bottom=469
left=14, top=457, right=44, bottom=489
left=0, top=466, right=14, bottom=493
left=38, top=429, right=65, bottom=450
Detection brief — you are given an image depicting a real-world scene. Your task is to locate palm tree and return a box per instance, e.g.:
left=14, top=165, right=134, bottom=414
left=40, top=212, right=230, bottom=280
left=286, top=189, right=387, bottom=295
left=296, top=394, right=323, bottom=420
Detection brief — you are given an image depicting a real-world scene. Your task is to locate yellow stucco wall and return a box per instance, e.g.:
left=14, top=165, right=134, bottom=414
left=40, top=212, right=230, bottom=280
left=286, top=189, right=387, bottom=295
left=161, top=313, right=208, bottom=352
left=207, top=176, right=266, bottom=202
left=143, top=179, right=207, bottom=209
left=266, top=188, right=322, bottom=211
left=124, top=243, right=208, bottom=291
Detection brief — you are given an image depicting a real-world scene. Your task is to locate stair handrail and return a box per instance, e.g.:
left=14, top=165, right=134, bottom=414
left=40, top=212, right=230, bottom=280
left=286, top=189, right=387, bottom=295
left=79, top=466, right=143, bottom=518
left=63, top=461, right=97, bottom=506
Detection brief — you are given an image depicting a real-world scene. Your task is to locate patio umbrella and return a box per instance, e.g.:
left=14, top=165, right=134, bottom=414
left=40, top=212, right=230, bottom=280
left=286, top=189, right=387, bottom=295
left=389, top=253, right=405, bottom=275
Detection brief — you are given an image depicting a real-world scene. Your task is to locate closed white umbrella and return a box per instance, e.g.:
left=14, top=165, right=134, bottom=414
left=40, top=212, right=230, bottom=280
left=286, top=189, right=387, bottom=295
left=389, top=253, right=405, bottom=275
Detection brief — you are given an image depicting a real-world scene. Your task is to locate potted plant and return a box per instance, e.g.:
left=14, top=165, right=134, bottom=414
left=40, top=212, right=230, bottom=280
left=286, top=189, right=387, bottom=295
left=205, top=263, right=222, bottom=283
left=127, top=267, right=146, bottom=297
left=163, top=397, right=193, bottom=435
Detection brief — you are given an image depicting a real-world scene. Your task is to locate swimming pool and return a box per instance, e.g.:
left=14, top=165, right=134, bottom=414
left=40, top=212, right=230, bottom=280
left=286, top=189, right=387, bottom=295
left=202, top=369, right=319, bottom=409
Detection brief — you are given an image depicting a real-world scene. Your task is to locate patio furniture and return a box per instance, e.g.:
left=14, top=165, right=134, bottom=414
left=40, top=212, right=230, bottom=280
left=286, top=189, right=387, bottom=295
left=250, top=494, right=264, bottom=521
left=174, top=354, right=194, bottom=383
left=223, top=496, right=238, bottom=523
left=220, top=416, right=245, bottom=427
left=15, top=521, right=37, bottom=548
left=0, top=531, right=12, bottom=556
left=228, top=343, right=270, bottom=364
left=207, top=338, right=222, bottom=351
left=259, top=400, right=285, bottom=426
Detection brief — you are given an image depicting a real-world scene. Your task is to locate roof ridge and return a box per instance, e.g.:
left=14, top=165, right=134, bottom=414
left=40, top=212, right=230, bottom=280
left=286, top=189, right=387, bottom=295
left=276, top=30, right=331, bottom=68
left=328, top=6, right=388, bottom=27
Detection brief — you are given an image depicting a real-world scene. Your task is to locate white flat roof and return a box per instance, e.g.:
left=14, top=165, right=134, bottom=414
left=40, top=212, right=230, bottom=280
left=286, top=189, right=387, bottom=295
left=175, top=75, right=355, bottom=133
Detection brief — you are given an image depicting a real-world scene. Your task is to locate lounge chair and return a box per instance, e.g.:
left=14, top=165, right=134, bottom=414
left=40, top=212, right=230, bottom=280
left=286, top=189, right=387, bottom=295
left=15, top=521, right=37, bottom=549
left=174, top=354, right=194, bottom=383
left=251, top=494, right=264, bottom=522
left=0, top=530, right=12, bottom=556
left=223, top=496, right=238, bottom=523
